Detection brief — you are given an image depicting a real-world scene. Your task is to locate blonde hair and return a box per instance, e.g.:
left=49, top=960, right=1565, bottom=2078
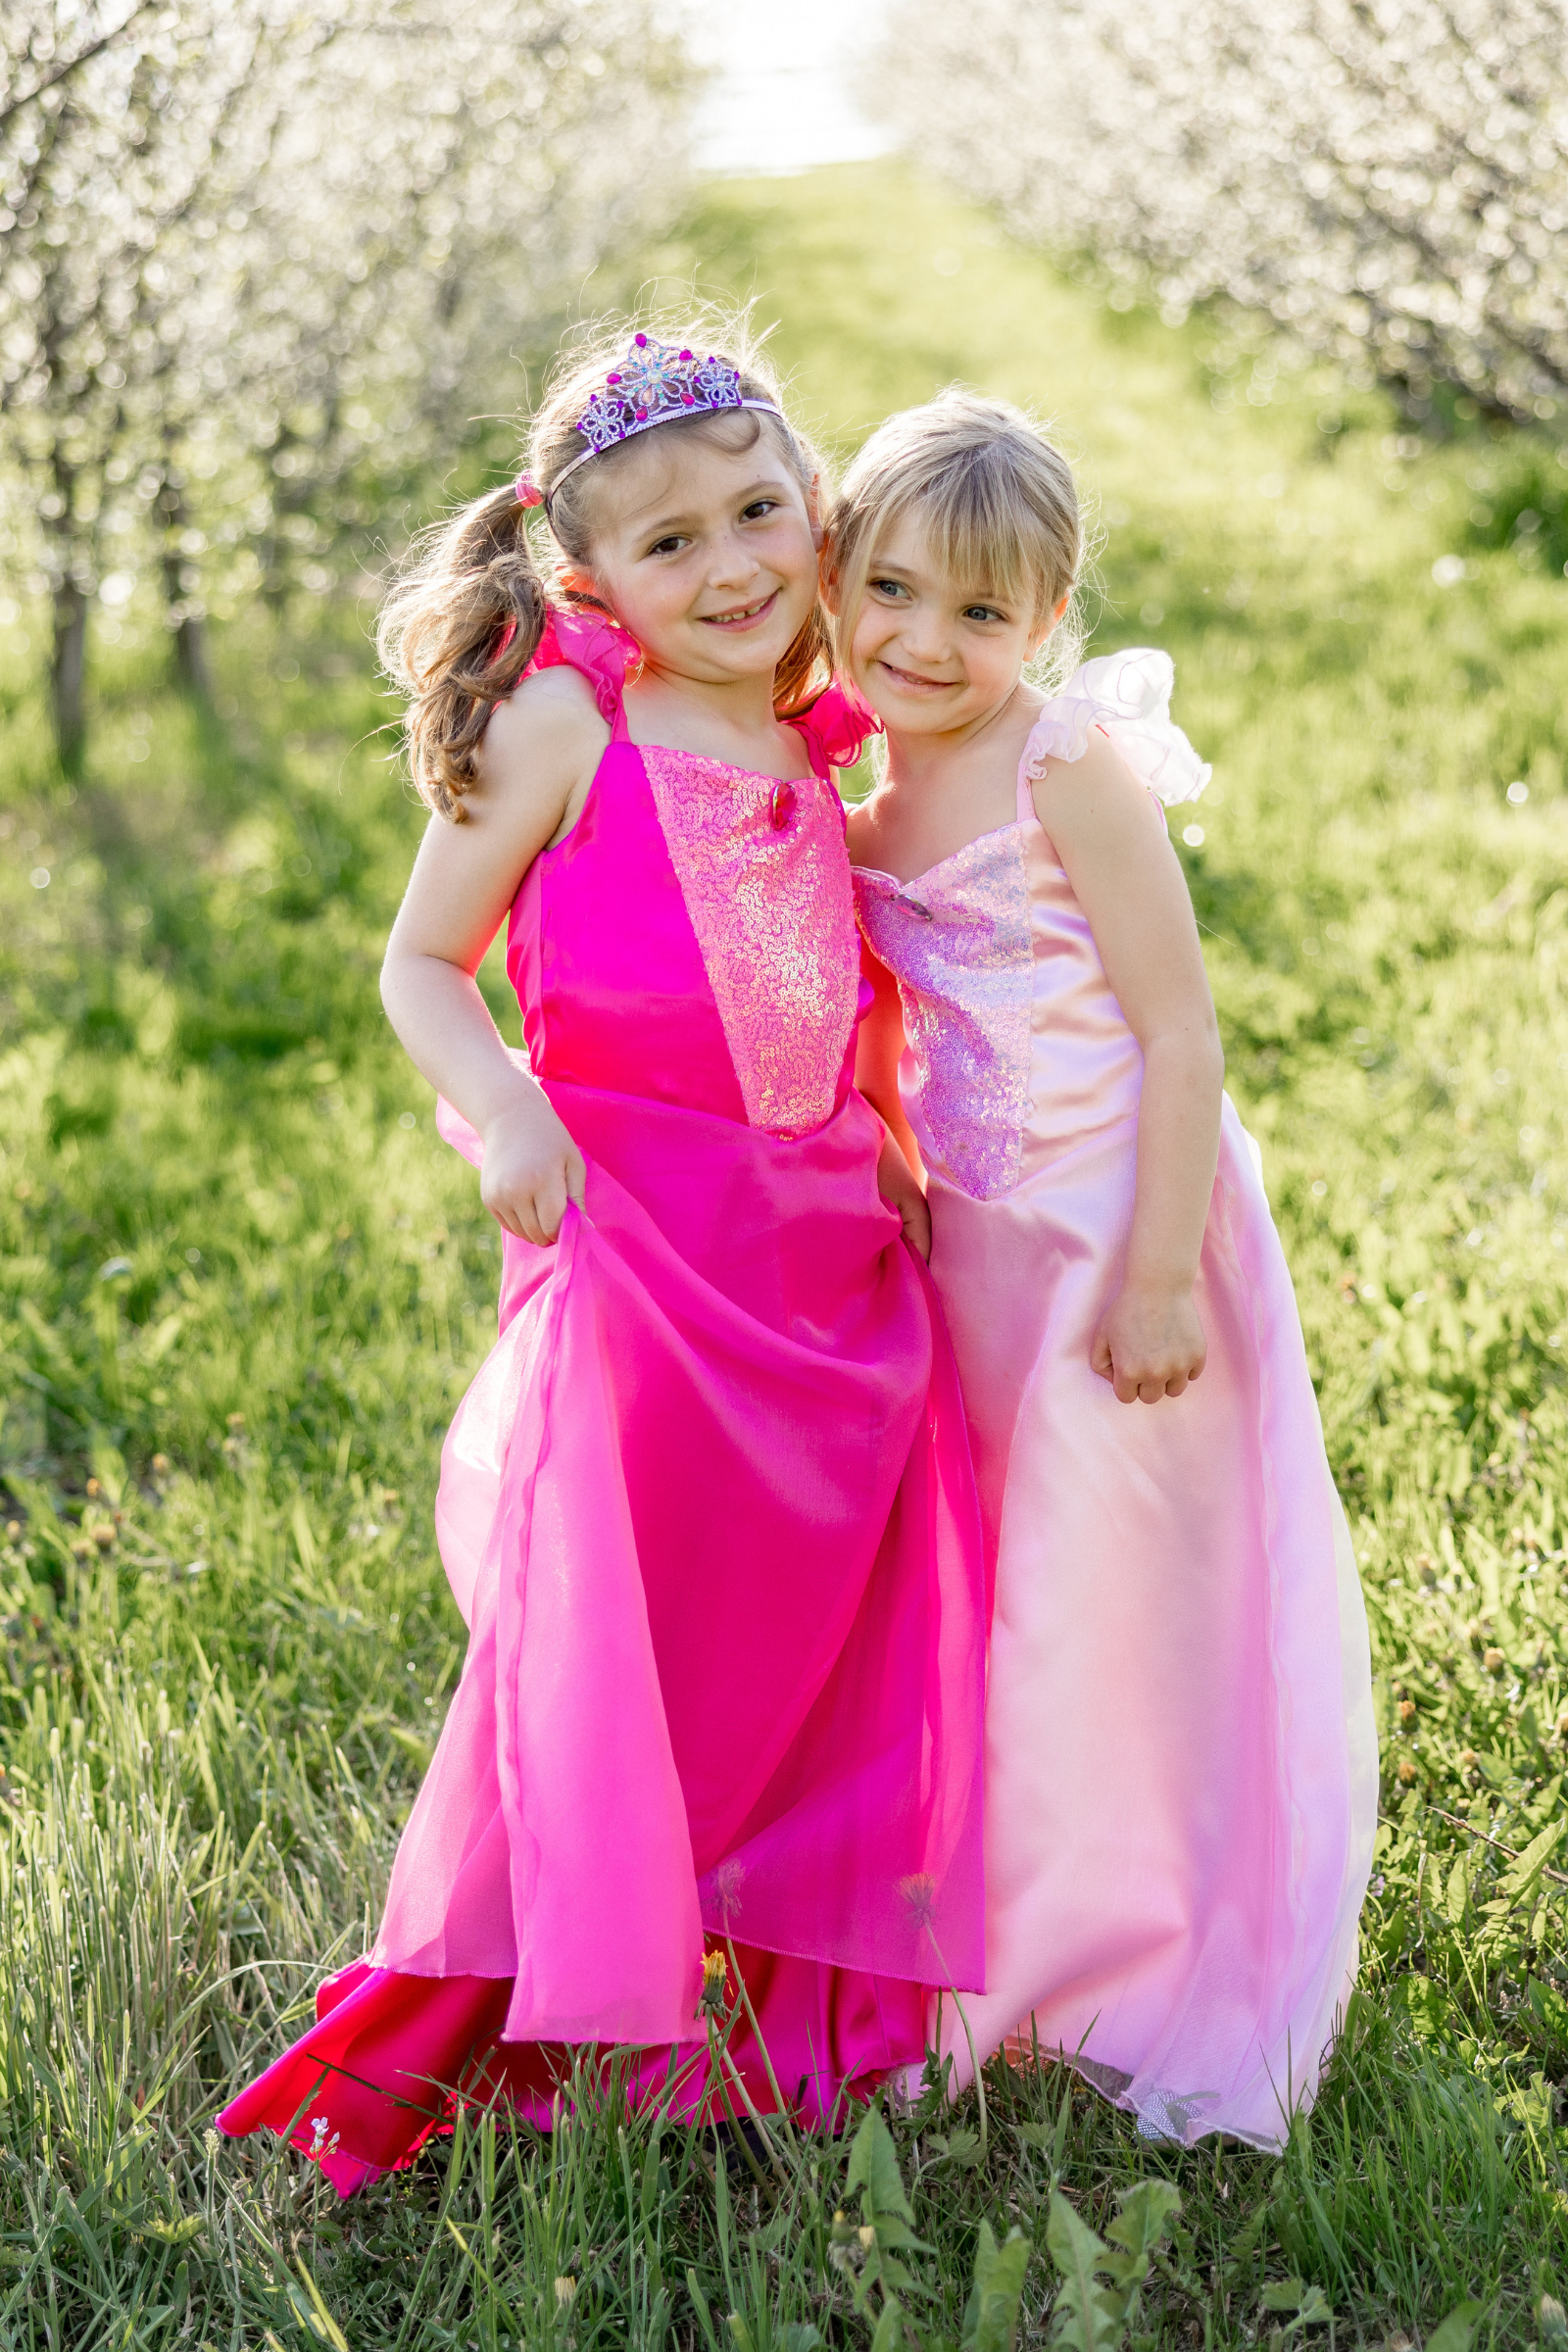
left=378, top=310, right=831, bottom=818
left=828, top=390, right=1085, bottom=693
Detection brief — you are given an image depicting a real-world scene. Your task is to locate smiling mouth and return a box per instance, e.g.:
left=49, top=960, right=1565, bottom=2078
left=877, top=659, right=956, bottom=693
left=700, top=591, right=778, bottom=629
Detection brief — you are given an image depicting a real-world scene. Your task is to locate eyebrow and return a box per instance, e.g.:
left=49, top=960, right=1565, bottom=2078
left=627, top=474, right=797, bottom=537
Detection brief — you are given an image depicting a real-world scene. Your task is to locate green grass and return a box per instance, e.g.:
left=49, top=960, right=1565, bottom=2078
left=0, top=158, right=1566, bottom=2347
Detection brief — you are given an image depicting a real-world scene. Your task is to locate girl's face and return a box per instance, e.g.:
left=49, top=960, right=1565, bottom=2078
left=845, top=514, right=1062, bottom=736
left=572, top=422, right=821, bottom=690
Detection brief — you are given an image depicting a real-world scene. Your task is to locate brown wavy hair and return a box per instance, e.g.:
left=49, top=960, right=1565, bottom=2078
left=377, top=311, right=832, bottom=819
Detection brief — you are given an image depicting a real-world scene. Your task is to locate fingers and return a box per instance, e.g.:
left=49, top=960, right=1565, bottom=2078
left=489, top=1197, right=552, bottom=1248
left=533, top=1167, right=567, bottom=1245
left=482, top=1152, right=585, bottom=1248
left=904, top=1195, right=932, bottom=1264
left=1106, top=1358, right=1200, bottom=1403
left=1090, top=1326, right=1115, bottom=1382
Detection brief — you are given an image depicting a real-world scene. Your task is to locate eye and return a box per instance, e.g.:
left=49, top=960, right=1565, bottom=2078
left=868, top=577, right=908, bottom=601
left=645, top=533, right=689, bottom=558
left=962, top=603, right=1006, bottom=624
left=741, top=498, right=781, bottom=522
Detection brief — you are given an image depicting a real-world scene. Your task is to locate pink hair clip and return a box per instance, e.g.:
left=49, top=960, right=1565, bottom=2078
left=514, top=475, right=545, bottom=508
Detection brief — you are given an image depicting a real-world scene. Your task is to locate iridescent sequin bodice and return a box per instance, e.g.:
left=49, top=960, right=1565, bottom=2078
left=501, top=617, right=869, bottom=1144
left=856, top=817, right=1148, bottom=1200
left=854, top=649, right=1210, bottom=1200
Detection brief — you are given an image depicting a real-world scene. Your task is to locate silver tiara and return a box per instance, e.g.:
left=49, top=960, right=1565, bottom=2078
left=544, top=334, right=781, bottom=512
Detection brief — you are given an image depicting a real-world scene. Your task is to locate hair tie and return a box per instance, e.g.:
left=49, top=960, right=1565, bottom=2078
left=514, top=475, right=545, bottom=509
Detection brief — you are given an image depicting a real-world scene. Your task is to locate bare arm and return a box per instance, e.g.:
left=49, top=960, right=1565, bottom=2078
left=851, top=938, right=931, bottom=1262
left=380, top=669, right=607, bottom=1246
left=1033, top=729, right=1224, bottom=1403
left=853, top=936, right=924, bottom=1177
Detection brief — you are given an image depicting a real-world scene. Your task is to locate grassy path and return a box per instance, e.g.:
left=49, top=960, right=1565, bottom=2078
left=0, top=162, right=1564, bottom=2344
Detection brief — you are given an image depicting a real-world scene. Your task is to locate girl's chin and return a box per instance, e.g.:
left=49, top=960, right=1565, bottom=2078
left=692, top=616, right=801, bottom=667
left=858, top=683, right=953, bottom=731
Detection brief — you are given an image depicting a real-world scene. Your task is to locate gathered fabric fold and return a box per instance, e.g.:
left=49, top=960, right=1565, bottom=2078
left=220, top=1084, right=988, bottom=2188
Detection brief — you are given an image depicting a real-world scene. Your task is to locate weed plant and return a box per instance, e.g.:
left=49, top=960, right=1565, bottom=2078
left=0, top=163, right=1565, bottom=2346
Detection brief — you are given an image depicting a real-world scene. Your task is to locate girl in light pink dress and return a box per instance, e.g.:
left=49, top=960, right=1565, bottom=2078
left=834, top=392, right=1377, bottom=2148
left=218, top=326, right=987, bottom=2193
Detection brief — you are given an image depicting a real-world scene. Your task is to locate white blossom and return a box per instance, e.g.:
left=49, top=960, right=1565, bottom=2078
left=0, top=1, right=695, bottom=760
left=877, top=0, right=1568, bottom=423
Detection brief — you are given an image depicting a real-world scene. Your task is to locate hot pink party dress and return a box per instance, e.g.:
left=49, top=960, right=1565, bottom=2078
left=220, top=614, right=987, bottom=2194
left=854, top=649, right=1378, bottom=2149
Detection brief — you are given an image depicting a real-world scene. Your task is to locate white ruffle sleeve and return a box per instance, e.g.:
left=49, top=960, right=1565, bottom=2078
left=1019, top=647, right=1210, bottom=808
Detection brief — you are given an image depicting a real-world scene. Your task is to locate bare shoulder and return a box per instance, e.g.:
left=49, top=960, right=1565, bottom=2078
left=1029, top=722, right=1163, bottom=845
left=478, top=662, right=609, bottom=794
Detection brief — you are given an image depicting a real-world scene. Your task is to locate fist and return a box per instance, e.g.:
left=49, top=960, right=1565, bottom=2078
left=1091, top=1283, right=1206, bottom=1403
left=876, top=1131, right=931, bottom=1263
left=479, top=1093, right=586, bottom=1248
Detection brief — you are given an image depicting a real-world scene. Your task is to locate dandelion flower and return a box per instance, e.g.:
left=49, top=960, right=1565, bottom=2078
left=898, top=1873, right=937, bottom=1929
left=697, top=1948, right=730, bottom=2020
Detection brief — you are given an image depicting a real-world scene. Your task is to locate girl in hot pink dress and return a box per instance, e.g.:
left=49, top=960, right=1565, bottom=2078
left=219, top=328, right=987, bottom=2194
left=835, top=392, right=1377, bottom=2149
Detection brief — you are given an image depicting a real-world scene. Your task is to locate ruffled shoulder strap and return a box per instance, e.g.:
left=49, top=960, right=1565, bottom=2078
left=521, top=606, right=636, bottom=737
left=1017, top=647, right=1209, bottom=811
left=786, top=677, right=882, bottom=780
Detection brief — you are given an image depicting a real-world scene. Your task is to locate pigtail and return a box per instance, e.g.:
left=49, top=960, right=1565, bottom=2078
left=377, top=486, right=550, bottom=821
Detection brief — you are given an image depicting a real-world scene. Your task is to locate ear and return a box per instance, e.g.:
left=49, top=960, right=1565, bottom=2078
left=807, top=469, right=824, bottom=555
left=818, top=540, right=841, bottom=616
left=1030, top=590, right=1071, bottom=661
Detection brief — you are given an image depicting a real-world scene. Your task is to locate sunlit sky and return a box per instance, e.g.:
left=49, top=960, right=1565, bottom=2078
left=676, top=0, right=894, bottom=175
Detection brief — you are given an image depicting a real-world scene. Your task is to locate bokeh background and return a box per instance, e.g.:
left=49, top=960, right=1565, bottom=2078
left=2, top=4, right=1567, bottom=2344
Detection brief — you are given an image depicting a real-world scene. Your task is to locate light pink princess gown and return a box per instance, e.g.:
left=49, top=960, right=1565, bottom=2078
left=854, top=648, right=1378, bottom=2149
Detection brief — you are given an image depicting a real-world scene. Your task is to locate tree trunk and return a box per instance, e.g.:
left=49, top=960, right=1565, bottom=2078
left=158, top=459, right=214, bottom=704
left=51, top=580, right=88, bottom=778
left=169, top=601, right=214, bottom=702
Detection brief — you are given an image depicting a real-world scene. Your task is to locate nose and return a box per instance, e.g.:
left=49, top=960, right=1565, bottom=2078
left=897, top=612, right=954, bottom=667
left=707, top=528, right=760, bottom=591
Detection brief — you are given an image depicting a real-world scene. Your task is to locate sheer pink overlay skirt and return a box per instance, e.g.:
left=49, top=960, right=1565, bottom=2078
left=220, top=1082, right=987, bottom=2189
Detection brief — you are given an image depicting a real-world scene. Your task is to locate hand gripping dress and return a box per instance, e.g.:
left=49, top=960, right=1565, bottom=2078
left=220, top=613, right=988, bottom=2193
left=854, top=649, right=1378, bottom=2150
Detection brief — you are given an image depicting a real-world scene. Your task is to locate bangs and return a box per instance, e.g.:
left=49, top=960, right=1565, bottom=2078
left=826, top=388, right=1086, bottom=701
left=884, top=454, right=1049, bottom=619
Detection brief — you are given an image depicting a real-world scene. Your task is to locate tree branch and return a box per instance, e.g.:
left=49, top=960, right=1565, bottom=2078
left=0, top=1, right=159, bottom=135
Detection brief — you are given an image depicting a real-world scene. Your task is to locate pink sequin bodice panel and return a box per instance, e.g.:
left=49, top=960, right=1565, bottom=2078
left=855, top=819, right=1146, bottom=1200
left=641, top=751, right=859, bottom=1139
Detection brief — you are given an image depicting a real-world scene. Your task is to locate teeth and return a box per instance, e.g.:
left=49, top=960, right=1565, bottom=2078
left=709, top=596, right=769, bottom=622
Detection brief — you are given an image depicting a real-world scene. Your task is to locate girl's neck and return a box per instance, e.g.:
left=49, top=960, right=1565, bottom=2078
left=623, top=656, right=809, bottom=776
left=858, top=675, right=1045, bottom=885
left=881, top=678, right=1041, bottom=796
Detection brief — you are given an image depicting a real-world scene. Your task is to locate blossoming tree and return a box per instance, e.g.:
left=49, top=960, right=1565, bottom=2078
left=878, top=0, right=1568, bottom=425
left=0, top=0, right=693, bottom=768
